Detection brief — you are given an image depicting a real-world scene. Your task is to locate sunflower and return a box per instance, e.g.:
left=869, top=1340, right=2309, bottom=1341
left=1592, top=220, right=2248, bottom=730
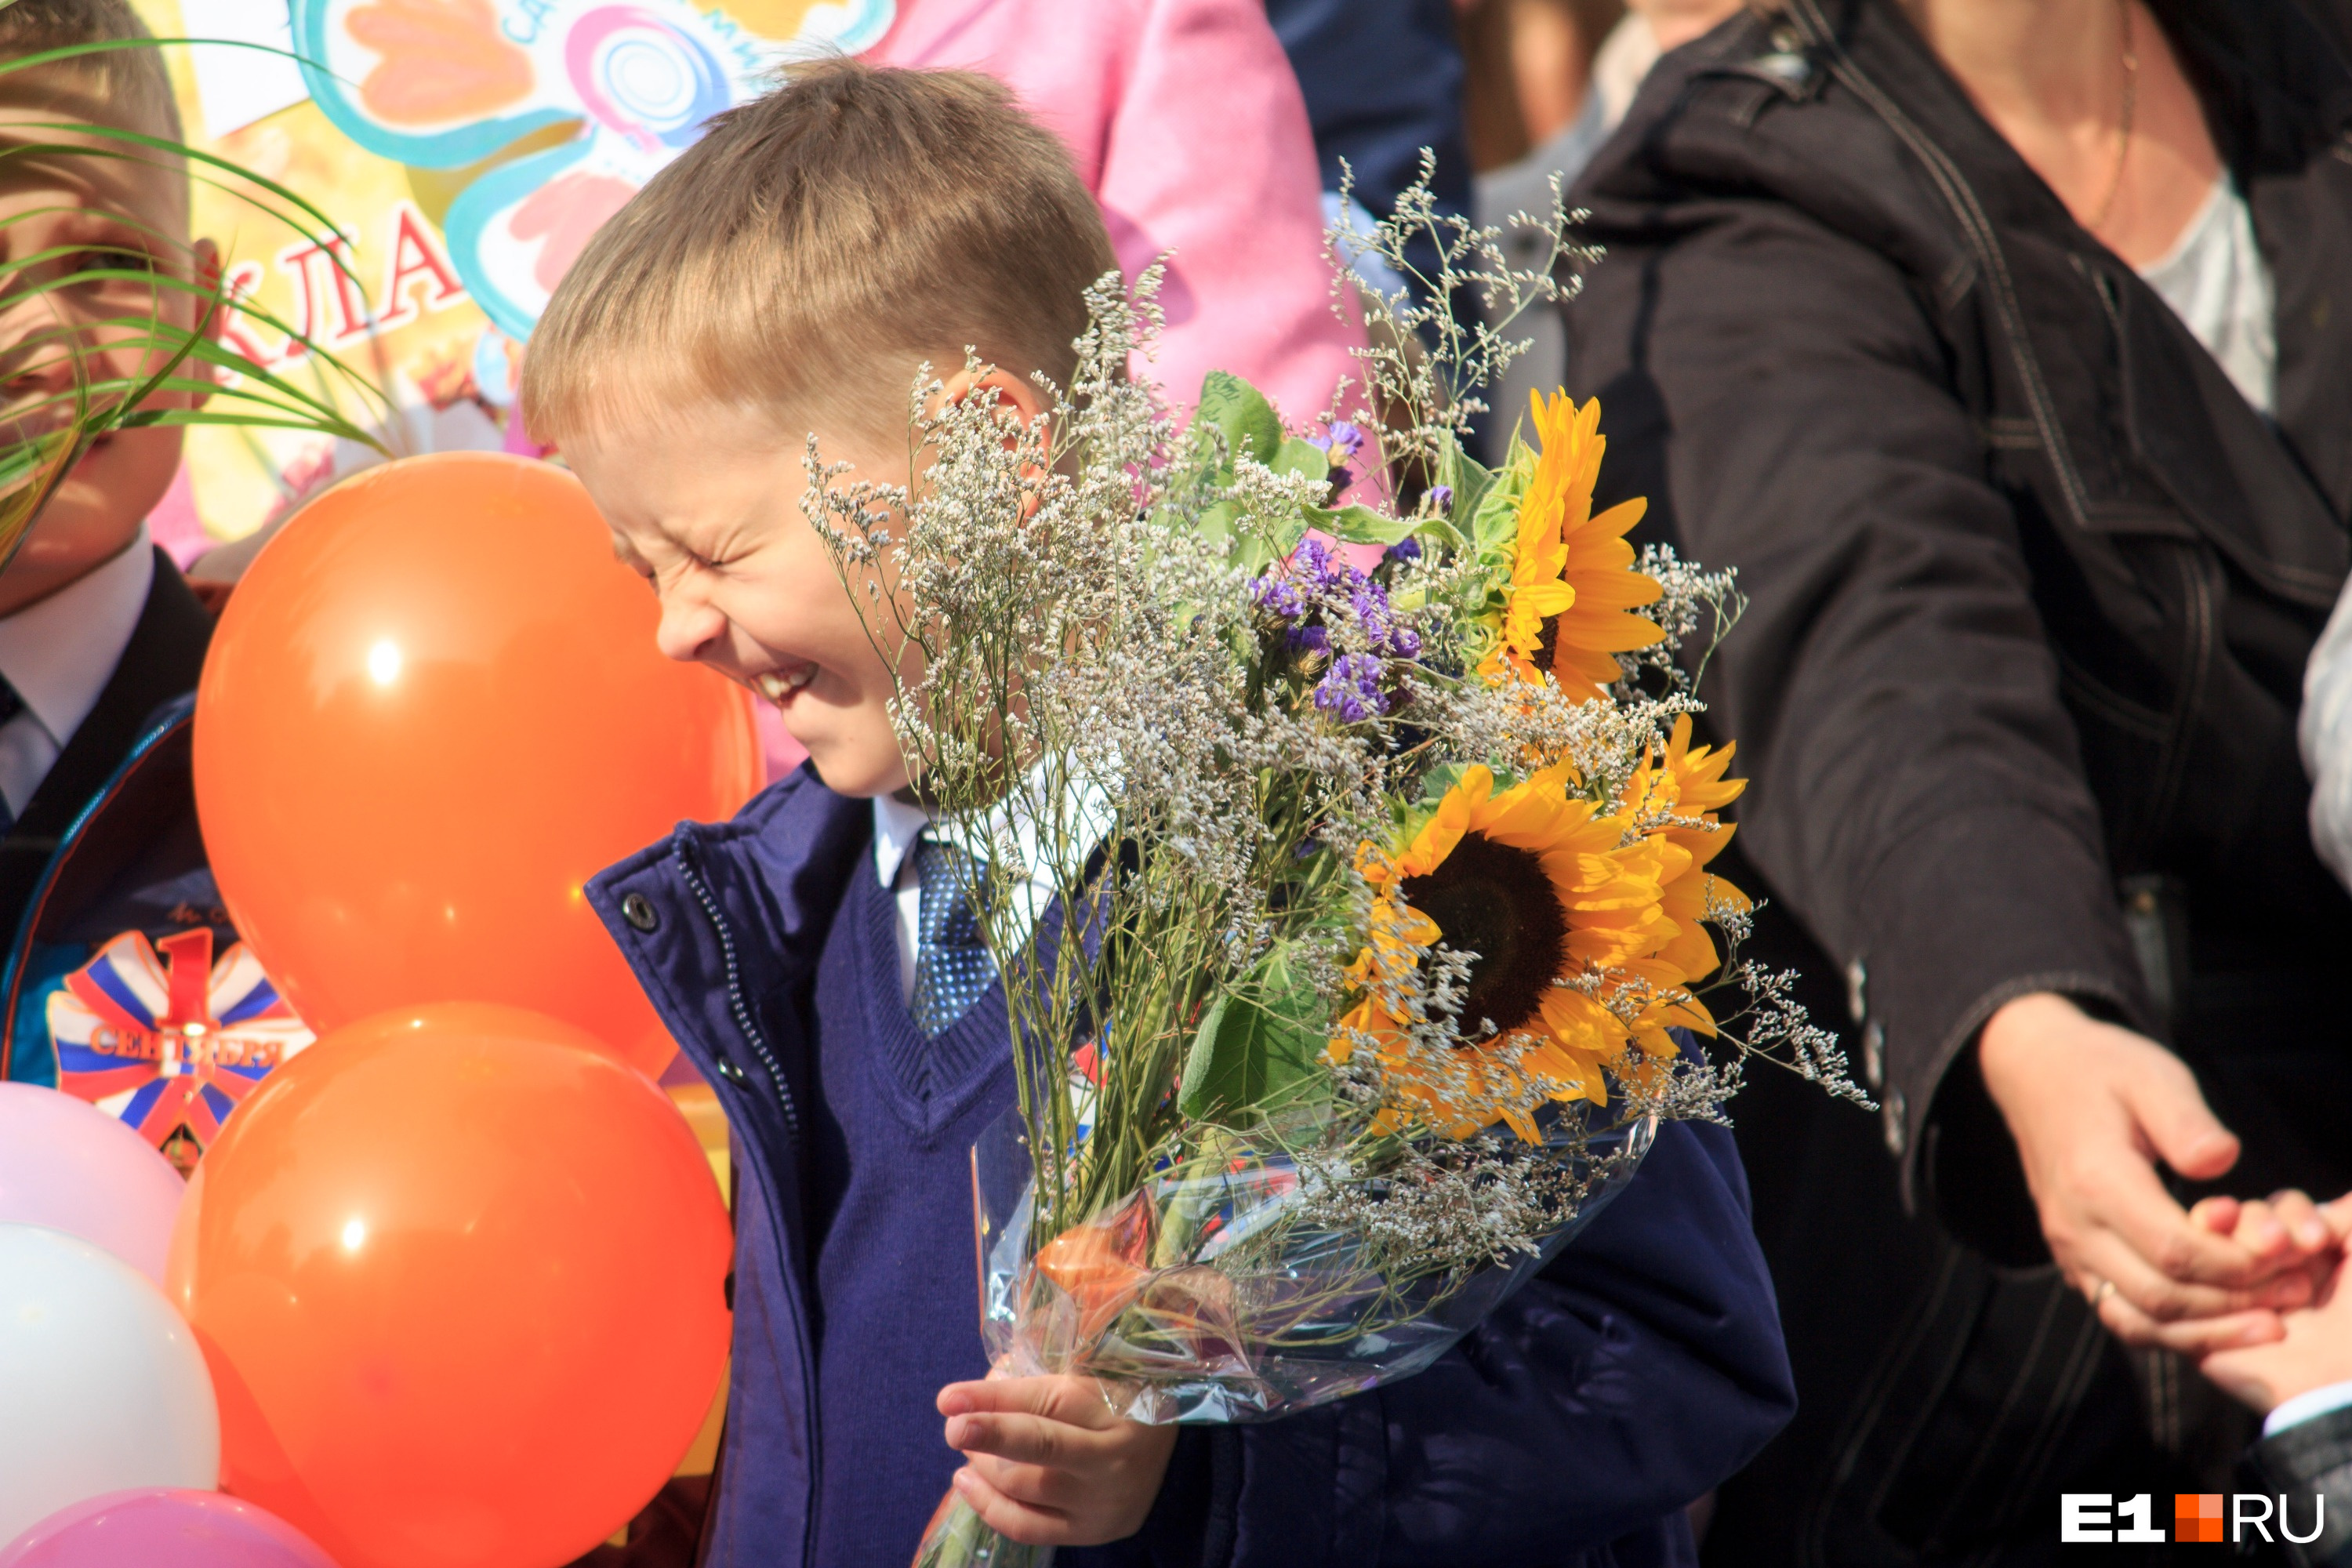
left=1332, top=764, right=1688, bottom=1141
left=1618, top=715, right=1753, bottom=1035
left=1479, top=391, right=1668, bottom=693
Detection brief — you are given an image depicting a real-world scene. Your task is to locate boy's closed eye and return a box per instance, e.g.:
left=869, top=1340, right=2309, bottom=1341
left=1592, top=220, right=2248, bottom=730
left=65, top=243, right=158, bottom=277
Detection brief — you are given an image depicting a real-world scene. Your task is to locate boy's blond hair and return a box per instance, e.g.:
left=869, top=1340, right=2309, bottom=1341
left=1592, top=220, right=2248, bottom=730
left=0, top=0, right=184, bottom=148
left=522, top=58, right=1120, bottom=447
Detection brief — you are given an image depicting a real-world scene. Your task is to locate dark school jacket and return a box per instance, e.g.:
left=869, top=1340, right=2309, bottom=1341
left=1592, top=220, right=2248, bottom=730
left=585, top=768, right=1798, bottom=1568
left=1564, top=0, right=2352, bottom=1250
left=0, top=555, right=311, bottom=1170
left=2249, top=1404, right=2352, bottom=1568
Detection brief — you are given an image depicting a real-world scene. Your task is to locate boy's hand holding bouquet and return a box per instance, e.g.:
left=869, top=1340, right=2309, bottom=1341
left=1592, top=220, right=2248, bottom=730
left=794, top=169, right=1868, bottom=1566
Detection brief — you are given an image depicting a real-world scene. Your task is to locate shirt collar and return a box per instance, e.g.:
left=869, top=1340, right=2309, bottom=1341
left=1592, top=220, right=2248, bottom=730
left=872, top=789, right=931, bottom=888
left=0, top=525, right=154, bottom=745
left=870, top=762, right=1117, bottom=927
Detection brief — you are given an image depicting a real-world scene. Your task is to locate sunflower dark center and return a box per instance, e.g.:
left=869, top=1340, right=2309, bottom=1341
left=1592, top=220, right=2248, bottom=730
left=1399, top=829, right=1568, bottom=1043
left=1533, top=612, right=1561, bottom=674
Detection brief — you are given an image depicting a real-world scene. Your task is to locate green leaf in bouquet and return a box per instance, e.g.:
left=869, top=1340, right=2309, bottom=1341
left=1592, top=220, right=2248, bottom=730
left=1270, top=435, right=1330, bottom=482
left=1310, top=502, right=1417, bottom=547
left=1196, top=369, right=1285, bottom=469
left=1193, top=497, right=1240, bottom=551
left=1438, top=437, right=1496, bottom=544
left=1468, top=455, right=1530, bottom=560
left=1179, top=953, right=1328, bottom=1123
left=1408, top=511, right=1468, bottom=555
left=1207, top=505, right=1310, bottom=579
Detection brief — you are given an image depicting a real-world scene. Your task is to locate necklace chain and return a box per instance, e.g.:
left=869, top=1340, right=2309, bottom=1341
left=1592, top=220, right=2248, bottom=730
left=2089, top=0, right=2140, bottom=234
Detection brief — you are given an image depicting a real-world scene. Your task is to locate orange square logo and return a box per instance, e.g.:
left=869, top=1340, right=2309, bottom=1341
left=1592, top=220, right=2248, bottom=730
left=2175, top=1494, right=2224, bottom=1543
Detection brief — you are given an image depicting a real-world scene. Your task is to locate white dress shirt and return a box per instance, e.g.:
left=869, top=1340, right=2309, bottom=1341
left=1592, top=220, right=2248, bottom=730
left=872, top=790, right=935, bottom=1004
left=2267, top=1377, right=2352, bottom=1439
left=869, top=770, right=1116, bottom=1005
left=0, top=526, right=154, bottom=818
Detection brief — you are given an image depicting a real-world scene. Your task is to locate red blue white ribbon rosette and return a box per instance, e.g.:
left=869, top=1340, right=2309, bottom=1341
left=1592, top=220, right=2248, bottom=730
left=49, top=928, right=314, bottom=1151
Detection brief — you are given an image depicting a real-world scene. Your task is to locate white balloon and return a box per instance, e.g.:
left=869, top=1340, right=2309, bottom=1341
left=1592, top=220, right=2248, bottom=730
left=0, top=1224, right=220, bottom=1544
left=0, top=1083, right=186, bottom=1288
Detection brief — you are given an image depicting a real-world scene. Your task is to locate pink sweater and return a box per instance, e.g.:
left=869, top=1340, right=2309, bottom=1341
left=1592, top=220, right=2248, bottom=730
left=869, top=0, right=1366, bottom=429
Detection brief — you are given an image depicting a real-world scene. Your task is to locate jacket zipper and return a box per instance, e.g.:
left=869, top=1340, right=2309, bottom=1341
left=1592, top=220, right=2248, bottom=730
left=670, top=836, right=800, bottom=1144
left=667, top=833, right=822, bottom=1566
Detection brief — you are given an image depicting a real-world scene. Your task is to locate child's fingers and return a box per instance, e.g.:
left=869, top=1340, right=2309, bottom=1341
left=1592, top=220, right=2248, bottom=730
left=964, top=1449, right=1083, bottom=1513
left=937, top=1374, right=1118, bottom=1429
left=2188, top=1195, right=2241, bottom=1234
left=2230, top=1198, right=2291, bottom=1260
left=944, top=1408, right=1088, bottom=1467
left=951, top=1465, right=1070, bottom=1548
left=2263, top=1189, right=2336, bottom=1254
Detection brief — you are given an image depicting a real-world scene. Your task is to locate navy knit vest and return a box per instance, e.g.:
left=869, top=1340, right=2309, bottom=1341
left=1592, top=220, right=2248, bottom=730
left=804, top=850, right=1015, bottom=1567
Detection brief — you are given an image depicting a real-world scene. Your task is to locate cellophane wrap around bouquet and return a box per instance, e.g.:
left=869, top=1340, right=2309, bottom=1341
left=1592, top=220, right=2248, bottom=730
left=806, top=172, right=1866, bottom=1568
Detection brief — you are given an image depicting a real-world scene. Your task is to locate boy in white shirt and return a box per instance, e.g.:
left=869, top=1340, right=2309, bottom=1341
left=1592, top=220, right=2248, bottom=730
left=0, top=0, right=292, bottom=1183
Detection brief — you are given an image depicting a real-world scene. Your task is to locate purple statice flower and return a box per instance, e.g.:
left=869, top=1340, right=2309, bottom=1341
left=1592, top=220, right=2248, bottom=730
left=1350, top=575, right=1426, bottom=662
left=1425, top=485, right=1453, bottom=513
left=1290, top=622, right=1331, bottom=653
left=1313, top=652, right=1390, bottom=724
left=1385, top=536, right=1423, bottom=564
left=1250, top=573, right=1305, bottom=620
left=1305, top=419, right=1365, bottom=481
left=1289, top=536, right=1343, bottom=587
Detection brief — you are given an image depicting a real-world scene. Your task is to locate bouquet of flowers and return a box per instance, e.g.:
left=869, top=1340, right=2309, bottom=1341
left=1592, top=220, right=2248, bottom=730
left=806, top=169, right=1864, bottom=1568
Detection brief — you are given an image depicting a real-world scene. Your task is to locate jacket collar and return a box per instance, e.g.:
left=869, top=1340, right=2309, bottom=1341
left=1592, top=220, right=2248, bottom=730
left=1, top=549, right=211, bottom=952
left=583, top=764, right=869, bottom=1091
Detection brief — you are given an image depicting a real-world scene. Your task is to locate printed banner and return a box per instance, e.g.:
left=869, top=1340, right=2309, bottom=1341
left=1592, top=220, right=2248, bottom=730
left=131, top=0, right=893, bottom=551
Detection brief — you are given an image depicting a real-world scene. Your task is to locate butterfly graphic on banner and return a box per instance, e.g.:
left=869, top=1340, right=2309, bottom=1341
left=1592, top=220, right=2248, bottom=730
left=292, top=0, right=895, bottom=338
left=49, top=928, right=314, bottom=1157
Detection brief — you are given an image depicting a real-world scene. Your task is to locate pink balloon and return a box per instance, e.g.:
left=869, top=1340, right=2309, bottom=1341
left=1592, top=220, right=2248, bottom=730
left=0, top=1490, right=337, bottom=1567
left=0, top=1085, right=186, bottom=1287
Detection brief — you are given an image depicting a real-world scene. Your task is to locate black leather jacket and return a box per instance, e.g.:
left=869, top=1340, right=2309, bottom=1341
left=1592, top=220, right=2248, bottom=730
left=1566, top=0, right=2352, bottom=1250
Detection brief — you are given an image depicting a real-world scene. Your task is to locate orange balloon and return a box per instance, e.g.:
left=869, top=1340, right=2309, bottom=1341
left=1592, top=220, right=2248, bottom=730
left=167, top=1004, right=734, bottom=1568
left=194, top=453, right=760, bottom=1076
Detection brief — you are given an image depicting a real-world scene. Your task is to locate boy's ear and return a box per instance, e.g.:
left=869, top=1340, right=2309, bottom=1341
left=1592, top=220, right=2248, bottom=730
left=934, top=364, right=1050, bottom=430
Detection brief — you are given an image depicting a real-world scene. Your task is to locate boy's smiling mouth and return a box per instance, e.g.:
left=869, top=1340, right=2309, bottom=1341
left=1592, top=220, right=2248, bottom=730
left=753, top=665, right=817, bottom=705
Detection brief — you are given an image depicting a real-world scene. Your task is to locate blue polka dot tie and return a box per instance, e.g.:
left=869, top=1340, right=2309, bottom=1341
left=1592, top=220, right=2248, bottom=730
left=911, top=835, right=996, bottom=1036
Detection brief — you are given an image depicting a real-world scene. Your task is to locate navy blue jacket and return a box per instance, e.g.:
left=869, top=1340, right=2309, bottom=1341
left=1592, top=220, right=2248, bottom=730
left=1265, top=0, right=1469, bottom=228
left=586, top=769, right=1797, bottom=1567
